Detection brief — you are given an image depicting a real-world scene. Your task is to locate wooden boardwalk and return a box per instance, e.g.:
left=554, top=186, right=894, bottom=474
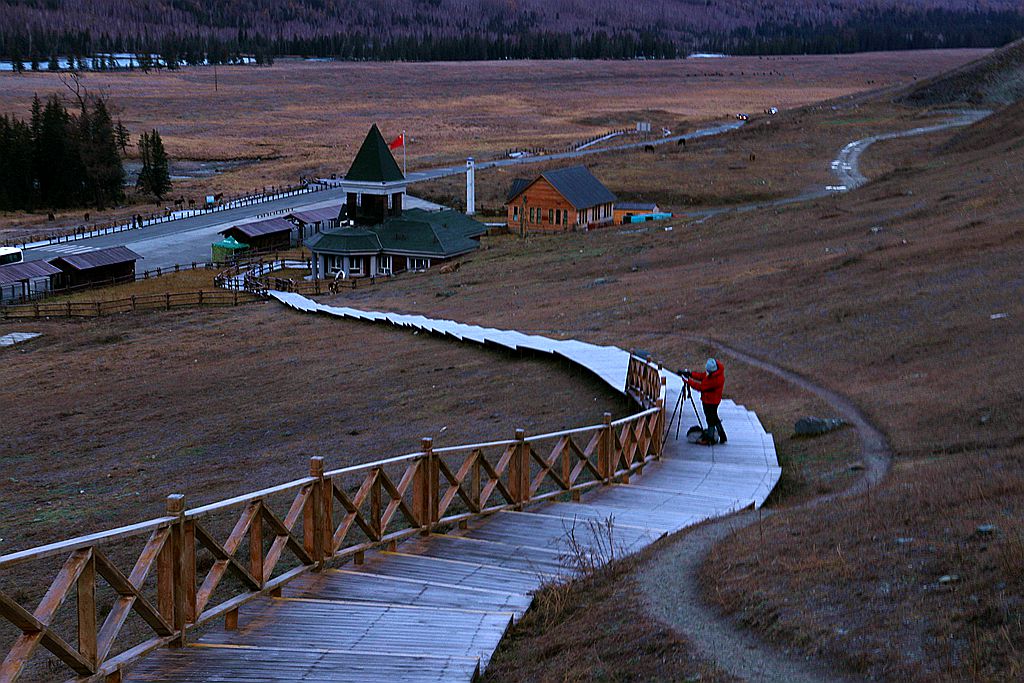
left=124, top=295, right=780, bottom=682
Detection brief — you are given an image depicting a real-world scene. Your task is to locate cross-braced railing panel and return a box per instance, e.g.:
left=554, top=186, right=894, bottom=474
left=1, top=360, right=668, bottom=681
left=0, top=521, right=179, bottom=683
left=327, top=458, right=423, bottom=556
left=435, top=440, right=519, bottom=525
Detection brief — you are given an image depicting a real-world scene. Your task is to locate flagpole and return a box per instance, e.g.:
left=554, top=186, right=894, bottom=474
left=403, top=130, right=407, bottom=176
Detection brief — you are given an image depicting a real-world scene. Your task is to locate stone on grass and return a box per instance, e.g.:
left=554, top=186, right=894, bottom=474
left=977, top=524, right=997, bottom=536
left=939, top=574, right=960, bottom=585
left=794, top=416, right=846, bottom=436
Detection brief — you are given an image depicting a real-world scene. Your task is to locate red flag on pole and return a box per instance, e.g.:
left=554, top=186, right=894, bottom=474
left=388, top=133, right=404, bottom=150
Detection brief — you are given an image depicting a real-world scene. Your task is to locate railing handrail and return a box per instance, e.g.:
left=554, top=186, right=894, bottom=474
left=0, top=517, right=176, bottom=569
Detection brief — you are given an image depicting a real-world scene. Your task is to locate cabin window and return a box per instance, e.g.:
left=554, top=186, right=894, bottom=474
left=512, top=206, right=519, bottom=220
left=548, top=209, right=554, bottom=223
left=409, top=257, right=429, bottom=272
left=562, top=210, right=568, bottom=225
left=378, top=255, right=392, bottom=275
left=529, top=207, right=535, bottom=223
left=555, top=210, right=561, bottom=225
left=325, top=255, right=343, bottom=275
left=349, top=258, right=364, bottom=276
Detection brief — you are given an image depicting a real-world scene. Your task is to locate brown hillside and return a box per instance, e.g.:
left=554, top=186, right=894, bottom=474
left=942, top=97, right=1024, bottom=153
left=338, top=96, right=1024, bottom=680
left=899, top=37, right=1024, bottom=105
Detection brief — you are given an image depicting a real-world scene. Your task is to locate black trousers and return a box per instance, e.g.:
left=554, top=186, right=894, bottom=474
left=702, top=403, right=727, bottom=443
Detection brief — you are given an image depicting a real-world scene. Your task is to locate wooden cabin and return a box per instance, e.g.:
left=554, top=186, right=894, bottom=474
left=220, top=217, right=293, bottom=252
left=286, top=206, right=343, bottom=242
left=49, top=246, right=141, bottom=289
left=0, top=260, right=62, bottom=303
left=505, top=166, right=616, bottom=234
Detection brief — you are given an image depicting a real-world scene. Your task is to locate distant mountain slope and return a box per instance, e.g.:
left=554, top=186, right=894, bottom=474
left=900, top=37, right=1024, bottom=106
left=1, top=0, right=1023, bottom=61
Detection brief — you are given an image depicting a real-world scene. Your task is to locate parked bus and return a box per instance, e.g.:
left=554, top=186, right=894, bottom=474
left=0, top=247, right=23, bottom=266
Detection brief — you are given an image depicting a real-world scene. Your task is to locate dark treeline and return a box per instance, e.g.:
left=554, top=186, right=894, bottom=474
left=0, top=29, right=678, bottom=64
left=0, top=3, right=1022, bottom=62
left=0, top=93, right=124, bottom=211
left=713, top=8, right=1024, bottom=56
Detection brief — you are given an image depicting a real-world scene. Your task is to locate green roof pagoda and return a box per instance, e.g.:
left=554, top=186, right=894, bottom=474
left=345, top=124, right=404, bottom=183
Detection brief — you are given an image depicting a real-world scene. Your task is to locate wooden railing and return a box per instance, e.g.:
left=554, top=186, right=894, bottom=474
left=0, top=355, right=665, bottom=683
left=215, top=257, right=391, bottom=297
left=0, top=290, right=257, bottom=320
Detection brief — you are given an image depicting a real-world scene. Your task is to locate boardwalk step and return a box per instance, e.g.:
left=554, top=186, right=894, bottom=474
left=285, top=569, right=534, bottom=616
left=128, top=645, right=481, bottom=682
left=197, top=599, right=513, bottom=667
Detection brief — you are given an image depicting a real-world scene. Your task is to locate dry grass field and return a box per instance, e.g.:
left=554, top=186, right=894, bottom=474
left=0, top=306, right=625, bottom=553
left=418, top=98, right=937, bottom=216
left=0, top=50, right=985, bottom=238
left=2, top=46, right=1020, bottom=681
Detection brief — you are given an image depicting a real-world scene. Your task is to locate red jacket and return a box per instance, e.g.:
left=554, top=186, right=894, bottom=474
left=684, top=361, right=725, bottom=405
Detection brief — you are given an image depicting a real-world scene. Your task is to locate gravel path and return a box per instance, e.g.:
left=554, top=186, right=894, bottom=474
left=830, top=109, right=989, bottom=190
left=638, top=338, right=893, bottom=683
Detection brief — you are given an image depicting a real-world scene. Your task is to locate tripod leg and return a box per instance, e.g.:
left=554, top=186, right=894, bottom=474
left=688, top=387, right=704, bottom=430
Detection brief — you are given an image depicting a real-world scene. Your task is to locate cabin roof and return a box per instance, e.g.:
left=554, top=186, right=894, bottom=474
left=50, top=246, right=142, bottom=271
left=506, top=165, right=616, bottom=210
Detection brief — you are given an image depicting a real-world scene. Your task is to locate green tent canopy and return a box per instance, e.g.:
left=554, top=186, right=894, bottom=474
left=212, top=235, right=250, bottom=262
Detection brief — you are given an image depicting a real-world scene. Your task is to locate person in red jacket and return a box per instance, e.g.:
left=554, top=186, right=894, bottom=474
left=680, top=358, right=727, bottom=444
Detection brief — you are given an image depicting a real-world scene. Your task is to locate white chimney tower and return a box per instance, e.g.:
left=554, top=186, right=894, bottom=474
left=466, top=157, right=476, bottom=215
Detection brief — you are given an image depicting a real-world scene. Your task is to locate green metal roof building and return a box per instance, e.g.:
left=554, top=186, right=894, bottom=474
left=307, top=125, right=486, bottom=279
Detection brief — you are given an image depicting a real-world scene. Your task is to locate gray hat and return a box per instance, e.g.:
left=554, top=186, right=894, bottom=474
left=706, top=358, right=718, bottom=373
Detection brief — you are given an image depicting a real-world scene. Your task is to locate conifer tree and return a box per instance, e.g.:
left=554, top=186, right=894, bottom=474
left=136, top=129, right=171, bottom=199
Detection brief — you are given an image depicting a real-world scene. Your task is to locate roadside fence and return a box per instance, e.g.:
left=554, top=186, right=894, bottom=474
left=3, top=182, right=331, bottom=251
left=0, top=352, right=664, bottom=682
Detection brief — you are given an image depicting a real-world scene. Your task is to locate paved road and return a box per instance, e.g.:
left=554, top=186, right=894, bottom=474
left=402, top=120, right=746, bottom=182
left=23, top=119, right=744, bottom=271
left=24, top=189, right=341, bottom=267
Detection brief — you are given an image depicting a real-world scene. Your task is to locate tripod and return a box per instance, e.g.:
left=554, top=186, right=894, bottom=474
left=667, top=379, right=704, bottom=441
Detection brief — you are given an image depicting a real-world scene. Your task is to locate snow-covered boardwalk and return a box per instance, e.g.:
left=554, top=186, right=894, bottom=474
left=126, top=293, right=779, bottom=682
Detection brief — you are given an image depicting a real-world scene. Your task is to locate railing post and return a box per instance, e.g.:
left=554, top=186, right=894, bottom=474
left=370, top=468, right=382, bottom=541
left=599, top=412, right=613, bottom=484
left=162, top=494, right=187, bottom=647
left=78, top=551, right=97, bottom=670
left=509, top=429, right=530, bottom=508
left=304, top=457, right=326, bottom=567
left=413, top=438, right=436, bottom=534
left=655, top=374, right=667, bottom=459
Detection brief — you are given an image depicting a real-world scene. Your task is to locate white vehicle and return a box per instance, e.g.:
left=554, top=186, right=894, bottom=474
left=0, top=247, right=23, bottom=266
left=735, top=113, right=749, bottom=121
left=508, top=151, right=530, bottom=159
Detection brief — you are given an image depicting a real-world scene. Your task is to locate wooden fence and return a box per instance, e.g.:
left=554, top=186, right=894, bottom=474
left=0, top=290, right=257, bottom=320
left=0, top=354, right=664, bottom=682
left=2, top=248, right=311, bottom=307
